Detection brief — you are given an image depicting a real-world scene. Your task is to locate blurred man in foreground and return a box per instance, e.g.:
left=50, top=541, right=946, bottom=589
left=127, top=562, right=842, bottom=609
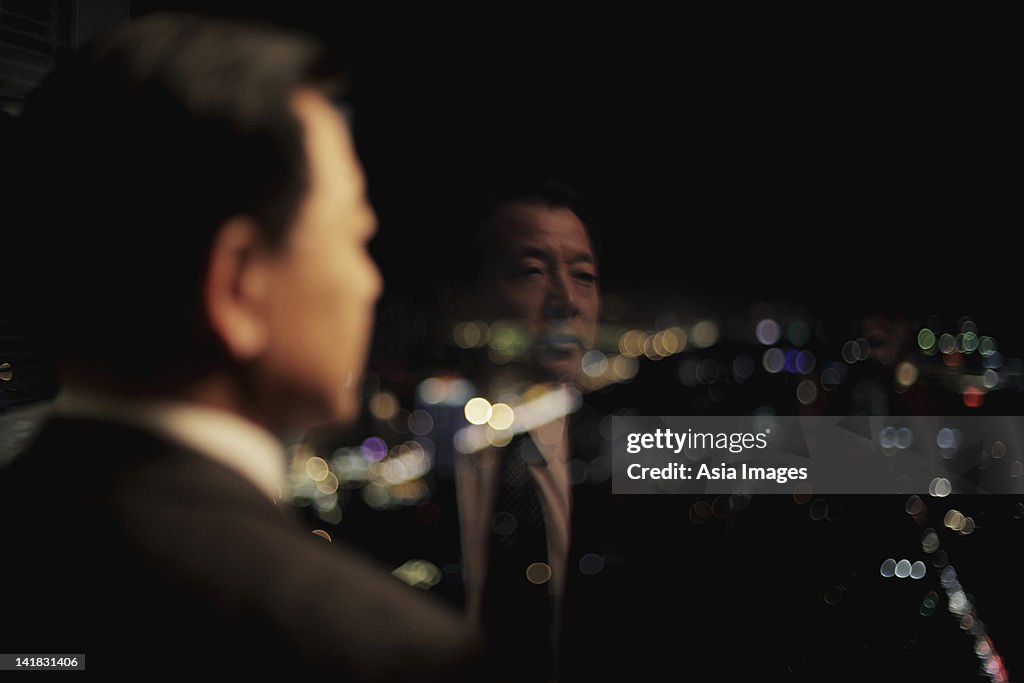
left=0, top=14, right=484, bottom=680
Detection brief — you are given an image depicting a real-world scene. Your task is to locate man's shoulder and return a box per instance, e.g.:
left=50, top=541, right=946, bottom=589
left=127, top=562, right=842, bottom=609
left=0, top=415, right=290, bottom=546
left=0, top=417, right=487, bottom=679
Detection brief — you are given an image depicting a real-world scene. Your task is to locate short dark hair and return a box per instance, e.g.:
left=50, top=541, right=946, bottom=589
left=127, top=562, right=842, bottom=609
left=5, top=13, right=343, bottom=382
left=453, top=178, right=600, bottom=288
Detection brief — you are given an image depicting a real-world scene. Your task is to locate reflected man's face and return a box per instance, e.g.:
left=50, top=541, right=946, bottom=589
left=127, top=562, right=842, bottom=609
left=482, top=202, right=599, bottom=382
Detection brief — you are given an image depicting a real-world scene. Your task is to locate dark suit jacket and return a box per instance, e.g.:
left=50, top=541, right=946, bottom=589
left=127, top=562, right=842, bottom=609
left=420, top=398, right=634, bottom=681
left=322, top=393, right=650, bottom=680
left=0, top=417, right=487, bottom=680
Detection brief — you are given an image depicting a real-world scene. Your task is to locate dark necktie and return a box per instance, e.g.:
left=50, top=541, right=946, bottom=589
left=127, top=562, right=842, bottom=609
left=480, top=433, right=554, bottom=680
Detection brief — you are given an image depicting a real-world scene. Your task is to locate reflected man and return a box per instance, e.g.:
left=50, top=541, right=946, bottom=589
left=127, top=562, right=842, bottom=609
left=453, top=182, right=602, bottom=680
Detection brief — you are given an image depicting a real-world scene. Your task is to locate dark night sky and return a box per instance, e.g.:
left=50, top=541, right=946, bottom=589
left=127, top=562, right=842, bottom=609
left=3, top=7, right=1019, bottom=678
left=130, top=4, right=1023, bottom=328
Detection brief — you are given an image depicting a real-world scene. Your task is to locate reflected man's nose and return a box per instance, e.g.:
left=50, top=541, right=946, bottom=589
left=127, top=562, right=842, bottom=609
left=544, top=268, right=580, bottom=320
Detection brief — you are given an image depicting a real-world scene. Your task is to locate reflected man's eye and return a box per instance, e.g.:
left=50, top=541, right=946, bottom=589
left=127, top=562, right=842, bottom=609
left=515, top=263, right=544, bottom=277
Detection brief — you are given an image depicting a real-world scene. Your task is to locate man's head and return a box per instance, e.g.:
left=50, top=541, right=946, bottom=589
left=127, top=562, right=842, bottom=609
left=7, top=14, right=380, bottom=428
left=472, top=183, right=600, bottom=383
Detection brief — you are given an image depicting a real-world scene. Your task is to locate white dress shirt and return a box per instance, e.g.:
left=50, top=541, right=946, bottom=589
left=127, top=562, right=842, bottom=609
left=456, top=415, right=572, bottom=636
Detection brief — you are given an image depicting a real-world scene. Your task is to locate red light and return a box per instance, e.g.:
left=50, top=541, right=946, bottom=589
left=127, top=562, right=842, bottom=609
left=963, top=387, right=984, bottom=408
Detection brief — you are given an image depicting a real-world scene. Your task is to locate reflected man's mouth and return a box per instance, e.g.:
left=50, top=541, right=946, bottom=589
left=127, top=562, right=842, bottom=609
left=536, top=332, right=584, bottom=356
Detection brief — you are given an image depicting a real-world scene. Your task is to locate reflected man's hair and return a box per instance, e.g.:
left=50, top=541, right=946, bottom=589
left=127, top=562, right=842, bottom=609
left=453, top=178, right=601, bottom=289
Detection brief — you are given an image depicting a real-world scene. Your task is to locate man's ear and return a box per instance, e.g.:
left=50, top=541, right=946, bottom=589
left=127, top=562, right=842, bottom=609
left=204, top=216, right=272, bottom=361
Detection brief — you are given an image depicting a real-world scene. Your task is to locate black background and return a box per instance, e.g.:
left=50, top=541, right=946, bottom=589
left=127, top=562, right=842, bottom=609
left=36, top=4, right=1024, bottom=679
left=132, top=3, right=1024, bottom=325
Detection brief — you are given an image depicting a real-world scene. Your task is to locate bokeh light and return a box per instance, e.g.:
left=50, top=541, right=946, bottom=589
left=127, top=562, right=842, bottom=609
left=690, top=320, right=720, bottom=348
left=581, top=350, right=608, bottom=378
left=929, top=477, right=952, bottom=497
left=487, top=402, right=515, bottom=430
left=417, top=377, right=445, bottom=405
left=762, top=348, right=785, bottom=374
left=368, top=391, right=399, bottom=421
left=305, top=456, right=329, bottom=482
left=904, top=495, right=923, bottom=516
left=795, top=350, right=816, bottom=374
left=361, top=437, right=388, bottom=463
left=610, top=354, right=640, bottom=381
left=408, top=409, right=434, bottom=436
left=796, top=380, right=817, bottom=405
left=921, top=529, right=939, bottom=553
left=392, top=560, right=442, bottom=589
left=732, top=354, right=755, bottom=381
left=618, top=330, right=645, bottom=358
left=453, top=321, right=487, bottom=349
left=820, top=366, right=842, bottom=390
left=963, top=386, right=985, bottom=408
left=895, top=361, right=918, bottom=388
left=917, top=328, right=936, bottom=352
left=579, top=553, right=604, bottom=576
left=939, top=333, right=956, bottom=354
left=755, top=319, right=781, bottom=345
left=979, top=336, right=997, bottom=356
left=464, top=397, right=493, bottom=425
left=787, top=320, right=810, bottom=346
left=526, top=562, right=552, bottom=585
